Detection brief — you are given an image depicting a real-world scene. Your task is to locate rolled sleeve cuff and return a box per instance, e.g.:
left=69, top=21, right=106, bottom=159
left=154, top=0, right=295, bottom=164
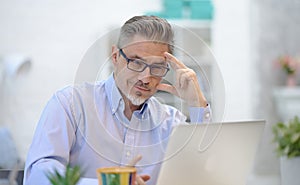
left=189, top=104, right=212, bottom=123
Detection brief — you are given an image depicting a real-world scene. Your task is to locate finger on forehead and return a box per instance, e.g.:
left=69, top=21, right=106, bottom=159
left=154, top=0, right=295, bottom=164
left=164, top=52, right=187, bottom=69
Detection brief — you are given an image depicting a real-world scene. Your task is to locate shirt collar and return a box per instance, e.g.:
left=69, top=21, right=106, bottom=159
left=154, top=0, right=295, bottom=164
left=105, top=74, right=122, bottom=114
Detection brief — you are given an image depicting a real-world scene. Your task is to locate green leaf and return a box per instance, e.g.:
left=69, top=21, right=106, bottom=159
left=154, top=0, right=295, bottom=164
left=291, top=133, right=300, bottom=143
left=272, top=116, right=300, bottom=158
left=46, top=164, right=82, bottom=185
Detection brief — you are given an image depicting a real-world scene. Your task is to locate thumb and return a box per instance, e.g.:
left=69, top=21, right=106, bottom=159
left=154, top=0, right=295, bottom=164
left=136, top=175, right=151, bottom=185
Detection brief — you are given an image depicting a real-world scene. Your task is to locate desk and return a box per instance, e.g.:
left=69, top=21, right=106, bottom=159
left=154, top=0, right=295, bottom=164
left=78, top=178, right=98, bottom=185
left=57, top=175, right=282, bottom=185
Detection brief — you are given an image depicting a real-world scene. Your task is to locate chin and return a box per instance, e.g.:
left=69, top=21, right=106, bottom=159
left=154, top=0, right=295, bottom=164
left=127, top=94, right=147, bottom=106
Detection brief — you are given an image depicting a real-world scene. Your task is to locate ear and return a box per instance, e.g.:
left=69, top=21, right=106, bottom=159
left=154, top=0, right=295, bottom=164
left=111, top=45, right=119, bottom=65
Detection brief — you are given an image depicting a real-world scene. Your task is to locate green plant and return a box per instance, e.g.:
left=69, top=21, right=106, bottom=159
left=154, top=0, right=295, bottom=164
left=272, top=116, right=300, bottom=158
left=47, top=164, right=82, bottom=185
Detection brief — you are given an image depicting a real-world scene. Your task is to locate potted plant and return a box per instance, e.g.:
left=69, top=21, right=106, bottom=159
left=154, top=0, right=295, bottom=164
left=276, top=55, right=299, bottom=87
left=272, top=116, right=300, bottom=185
left=47, top=164, right=82, bottom=185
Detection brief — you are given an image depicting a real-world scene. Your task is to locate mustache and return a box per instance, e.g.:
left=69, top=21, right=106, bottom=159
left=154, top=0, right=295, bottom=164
left=134, top=80, right=150, bottom=89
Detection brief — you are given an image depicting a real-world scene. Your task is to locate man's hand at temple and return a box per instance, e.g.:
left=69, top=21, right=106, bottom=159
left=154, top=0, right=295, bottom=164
left=156, top=52, right=208, bottom=107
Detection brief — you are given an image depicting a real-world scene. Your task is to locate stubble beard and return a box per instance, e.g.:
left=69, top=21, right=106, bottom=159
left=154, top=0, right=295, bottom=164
left=125, top=79, right=149, bottom=106
left=127, top=91, right=146, bottom=106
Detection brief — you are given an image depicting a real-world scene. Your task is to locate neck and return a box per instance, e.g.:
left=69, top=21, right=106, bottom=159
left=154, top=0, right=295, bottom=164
left=121, top=94, right=142, bottom=120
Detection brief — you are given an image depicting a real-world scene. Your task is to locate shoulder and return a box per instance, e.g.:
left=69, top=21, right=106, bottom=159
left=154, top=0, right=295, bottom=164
left=54, top=81, right=104, bottom=99
left=46, top=81, right=106, bottom=110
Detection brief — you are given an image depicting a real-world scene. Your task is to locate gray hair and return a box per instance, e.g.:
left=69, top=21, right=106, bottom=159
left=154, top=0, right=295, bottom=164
left=117, top=15, right=174, bottom=53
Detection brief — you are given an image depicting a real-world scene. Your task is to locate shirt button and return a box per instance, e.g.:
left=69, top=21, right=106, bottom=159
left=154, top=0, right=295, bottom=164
left=126, top=151, right=131, bottom=157
left=205, top=112, right=210, bottom=118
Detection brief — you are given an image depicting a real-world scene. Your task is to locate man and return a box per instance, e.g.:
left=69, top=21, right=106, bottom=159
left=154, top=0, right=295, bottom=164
left=24, top=15, right=211, bottom=185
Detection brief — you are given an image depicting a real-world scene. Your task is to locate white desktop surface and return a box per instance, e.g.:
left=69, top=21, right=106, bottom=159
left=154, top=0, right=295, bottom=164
left=75, top=176, right=280, bottom=185
left=77, top=178, right=98, bottom=185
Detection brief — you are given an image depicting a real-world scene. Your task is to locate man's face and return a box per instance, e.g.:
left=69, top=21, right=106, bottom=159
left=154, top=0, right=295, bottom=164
left=113, top=39, right=169, bottom=106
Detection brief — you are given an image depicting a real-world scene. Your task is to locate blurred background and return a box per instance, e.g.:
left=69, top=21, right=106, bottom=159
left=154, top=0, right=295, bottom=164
left=0, top=0, right=300, bottom=184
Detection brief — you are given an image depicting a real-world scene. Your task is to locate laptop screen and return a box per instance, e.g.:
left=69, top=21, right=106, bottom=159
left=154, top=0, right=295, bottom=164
left=157, top=120, right=265, bottom=185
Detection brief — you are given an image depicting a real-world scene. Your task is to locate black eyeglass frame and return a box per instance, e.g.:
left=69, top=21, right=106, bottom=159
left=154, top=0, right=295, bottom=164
left=119, top=49, right=170, bottom=77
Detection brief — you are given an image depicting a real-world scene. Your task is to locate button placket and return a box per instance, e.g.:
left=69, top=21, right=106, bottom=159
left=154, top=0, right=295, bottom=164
left=121, top=122, right=136, bottom=165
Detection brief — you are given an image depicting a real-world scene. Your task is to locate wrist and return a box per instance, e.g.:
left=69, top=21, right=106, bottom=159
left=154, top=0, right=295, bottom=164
left=188, top=99, right=208, bottom=107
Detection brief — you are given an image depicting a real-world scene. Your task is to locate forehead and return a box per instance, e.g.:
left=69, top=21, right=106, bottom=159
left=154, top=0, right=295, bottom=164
left=123, top=36, right=169, bottom=57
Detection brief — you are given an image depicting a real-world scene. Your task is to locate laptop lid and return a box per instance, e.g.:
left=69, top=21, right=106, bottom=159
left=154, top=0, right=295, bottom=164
left=156, top=120, right=265, bottom=185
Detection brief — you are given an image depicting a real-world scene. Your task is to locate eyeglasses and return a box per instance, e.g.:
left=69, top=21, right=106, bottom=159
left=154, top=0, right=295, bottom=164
left=119, top=49, right=170, bottom=77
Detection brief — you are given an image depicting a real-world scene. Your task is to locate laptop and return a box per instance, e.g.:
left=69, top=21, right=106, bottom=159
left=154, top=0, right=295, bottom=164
left=156, top=120, right=265, bottom=185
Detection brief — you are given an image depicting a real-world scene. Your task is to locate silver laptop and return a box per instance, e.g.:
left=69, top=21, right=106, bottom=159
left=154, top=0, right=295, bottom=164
left=157, top=120, right=265, bottom=185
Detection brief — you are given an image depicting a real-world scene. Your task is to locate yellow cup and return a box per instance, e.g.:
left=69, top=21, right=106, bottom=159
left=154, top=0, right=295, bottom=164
left=97, top=167, right=137, bottom=185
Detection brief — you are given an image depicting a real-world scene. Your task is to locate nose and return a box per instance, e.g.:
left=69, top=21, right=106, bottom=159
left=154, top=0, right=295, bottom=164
left=137, top=66, right=151, bottom=82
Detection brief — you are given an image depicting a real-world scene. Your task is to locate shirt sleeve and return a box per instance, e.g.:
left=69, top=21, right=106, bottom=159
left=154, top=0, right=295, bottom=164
left=24, top=90, right=77, bottom=185
left=188, top=104, right=212, bottom=123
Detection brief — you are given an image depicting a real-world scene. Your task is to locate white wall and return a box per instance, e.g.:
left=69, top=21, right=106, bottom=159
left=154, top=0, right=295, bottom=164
left=0, top=0, right=161, bottom=160
left=212, top=0, right=253, bottom=121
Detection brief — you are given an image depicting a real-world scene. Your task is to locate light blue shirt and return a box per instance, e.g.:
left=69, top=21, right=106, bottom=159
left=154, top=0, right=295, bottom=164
left=24, top=74, right=211, bottom=185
